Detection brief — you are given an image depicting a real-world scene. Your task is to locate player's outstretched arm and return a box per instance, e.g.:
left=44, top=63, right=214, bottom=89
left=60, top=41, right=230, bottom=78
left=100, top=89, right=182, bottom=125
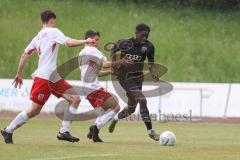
left=102, top=58, right=133, bottom=68
left=66, top=38, right=95, bottom=47
left=98, top=70, right=113, bottom=76
left=12, top=53, right=31, bottom=89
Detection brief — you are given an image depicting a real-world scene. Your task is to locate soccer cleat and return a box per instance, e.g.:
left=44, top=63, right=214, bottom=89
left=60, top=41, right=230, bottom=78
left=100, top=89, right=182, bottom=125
left=88, top=125, right=103, bottom=142
left=1, top=128, right=14, bottom=144
left=57, top=131, right=80, bottom=143
left=148, top=129, right=160, bottom=141
left=108, top=119, right=118, bottom=133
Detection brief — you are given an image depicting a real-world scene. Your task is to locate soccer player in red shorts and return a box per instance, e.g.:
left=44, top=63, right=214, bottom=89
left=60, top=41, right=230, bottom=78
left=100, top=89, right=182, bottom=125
left=1, top=10, right=94, bottom=144
left=78, top=30, right=133, bottom=142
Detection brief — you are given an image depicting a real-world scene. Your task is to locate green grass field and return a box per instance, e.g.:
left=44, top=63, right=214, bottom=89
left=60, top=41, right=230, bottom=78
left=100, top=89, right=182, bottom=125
left=1, top=0, right=240, bottom=82
left=1, top=1, right=240, bottom=159
left=0, top=119, right=240, bottom=160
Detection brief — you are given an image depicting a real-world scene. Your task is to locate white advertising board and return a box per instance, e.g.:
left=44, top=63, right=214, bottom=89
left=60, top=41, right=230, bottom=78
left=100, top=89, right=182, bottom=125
left=0, top=79, right=239, bottom=118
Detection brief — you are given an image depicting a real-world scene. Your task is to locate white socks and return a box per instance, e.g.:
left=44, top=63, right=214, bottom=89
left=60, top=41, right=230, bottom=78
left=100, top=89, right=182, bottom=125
left=113, top=114, right=119, bottom=120
left=5, top=106, right=78, bottom=134
left=95, top=110, right=117, bottom=130
left=60, top=106, right=77, bottom=133
left=5, top=111, right=29, bottom=133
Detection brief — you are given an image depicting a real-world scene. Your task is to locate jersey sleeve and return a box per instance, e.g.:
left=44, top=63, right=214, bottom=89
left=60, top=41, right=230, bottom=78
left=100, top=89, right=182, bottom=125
left=24, top=37, right=37, bottom=55
left=147, top=43, right=155, bottom=63
left=53, top=28, right=70, bottom=45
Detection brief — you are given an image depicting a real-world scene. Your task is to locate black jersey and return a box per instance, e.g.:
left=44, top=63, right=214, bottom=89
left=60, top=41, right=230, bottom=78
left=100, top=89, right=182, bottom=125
left=116, top=37, right=155, bottom=80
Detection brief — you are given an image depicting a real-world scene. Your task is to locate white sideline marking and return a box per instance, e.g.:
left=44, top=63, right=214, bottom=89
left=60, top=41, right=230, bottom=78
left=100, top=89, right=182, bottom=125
left=29, top=153, right=120, bottom=160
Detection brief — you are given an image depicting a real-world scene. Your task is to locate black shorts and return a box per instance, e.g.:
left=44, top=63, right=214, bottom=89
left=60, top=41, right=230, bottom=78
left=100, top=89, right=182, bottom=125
left=118, top=75, right=144, bottom=105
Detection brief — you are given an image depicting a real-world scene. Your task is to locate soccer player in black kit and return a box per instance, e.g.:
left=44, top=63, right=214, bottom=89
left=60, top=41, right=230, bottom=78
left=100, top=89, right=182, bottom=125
left=108, top=24, right=160, bottom=141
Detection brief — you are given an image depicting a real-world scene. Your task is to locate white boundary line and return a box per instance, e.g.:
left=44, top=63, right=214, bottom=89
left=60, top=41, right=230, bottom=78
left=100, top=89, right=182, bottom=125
left=29, top=153, right=120, bottom=160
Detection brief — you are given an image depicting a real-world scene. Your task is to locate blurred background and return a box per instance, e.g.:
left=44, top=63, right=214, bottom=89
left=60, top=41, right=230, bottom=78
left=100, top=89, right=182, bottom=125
left=1, top=0, right=240, bottom=82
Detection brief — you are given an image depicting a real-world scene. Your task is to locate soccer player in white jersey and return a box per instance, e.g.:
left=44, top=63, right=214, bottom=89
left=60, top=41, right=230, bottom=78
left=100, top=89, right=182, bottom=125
left=1, top=10, right=94, bottom=144
left=78, top=30, right=133, bottom=142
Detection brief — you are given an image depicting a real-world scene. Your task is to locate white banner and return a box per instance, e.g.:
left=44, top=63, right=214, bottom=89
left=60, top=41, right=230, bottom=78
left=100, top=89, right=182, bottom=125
left=0, top=79, right=239, bottom=118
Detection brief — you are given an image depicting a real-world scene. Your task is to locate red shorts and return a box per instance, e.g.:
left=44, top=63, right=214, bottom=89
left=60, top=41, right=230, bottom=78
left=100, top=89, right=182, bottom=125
left=30, top=77, right=72, bottom=105
left=86, top=88, right=112, bottom=108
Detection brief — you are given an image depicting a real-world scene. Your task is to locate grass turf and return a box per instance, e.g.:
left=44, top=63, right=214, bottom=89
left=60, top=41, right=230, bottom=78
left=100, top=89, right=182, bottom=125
left=0, top=0, right=240, bottom=82
left=0, top=119, right=240, bottom=160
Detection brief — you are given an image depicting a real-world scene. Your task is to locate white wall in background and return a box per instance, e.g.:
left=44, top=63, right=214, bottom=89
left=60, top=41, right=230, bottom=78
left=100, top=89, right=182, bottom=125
left=0, top=79, right=239, bottom=118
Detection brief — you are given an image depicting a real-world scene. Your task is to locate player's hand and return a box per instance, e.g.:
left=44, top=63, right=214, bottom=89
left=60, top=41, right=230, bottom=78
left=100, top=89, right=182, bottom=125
left=85, top=38, right=95, bottom=44
left=151, top=74, right=159, bottom=82
left=110, top=67, right=119, bottom=76
left=12, top=75, right=23, bottom=89
left=120, top=57, right=133, bottom=66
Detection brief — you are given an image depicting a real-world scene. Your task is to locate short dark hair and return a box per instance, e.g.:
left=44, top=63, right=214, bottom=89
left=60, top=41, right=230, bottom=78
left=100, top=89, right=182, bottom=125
left=85, top=30, right=100, bottom=39
left=41, top=10, right=56, bottom=23
left=136, top=23, right=150, bottom=32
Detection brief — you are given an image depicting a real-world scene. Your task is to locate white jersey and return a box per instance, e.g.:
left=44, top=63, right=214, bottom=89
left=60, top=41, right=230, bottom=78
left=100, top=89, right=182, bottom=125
left=24, top=27, right=70, bottom=82
left=78, top=46, right=106, bottom=94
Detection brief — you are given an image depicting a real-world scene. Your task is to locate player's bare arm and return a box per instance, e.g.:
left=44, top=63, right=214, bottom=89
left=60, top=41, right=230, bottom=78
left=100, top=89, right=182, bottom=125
left=66, top=38, right=95, bottom=47
left=98, top=70, right=112, bottom=76
left=149, top=63, right=159, bottom=82
left=109, top=50, right=127, bottom=75
left=102, top=57, right=133, bottom=68
left=12, top=52, right=32, bottom=89
left=88, top=60, right=113, bottom=76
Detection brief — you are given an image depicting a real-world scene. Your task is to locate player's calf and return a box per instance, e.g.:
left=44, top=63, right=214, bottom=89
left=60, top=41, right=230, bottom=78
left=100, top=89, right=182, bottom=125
left=59, top=93, right=81, bottom=141
left=26, top=105, right=42, bottom=118
left=140, top=108, right=160, bottom=141
left=88, top=96, right=120, bottom=142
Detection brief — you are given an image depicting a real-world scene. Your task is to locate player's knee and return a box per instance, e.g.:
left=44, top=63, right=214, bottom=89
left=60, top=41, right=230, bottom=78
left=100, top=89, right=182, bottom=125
left=115, top=105, right=120, bottom=112
left=27, top=108, right=41, bottom=118
left=138, top=97, right=147, bottom=107
left=72, top=95, right=81, bottom=106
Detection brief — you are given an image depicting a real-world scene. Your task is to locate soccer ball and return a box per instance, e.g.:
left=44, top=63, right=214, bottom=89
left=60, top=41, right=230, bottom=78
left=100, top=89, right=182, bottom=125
left=159, top=131, right=176, bottom=146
